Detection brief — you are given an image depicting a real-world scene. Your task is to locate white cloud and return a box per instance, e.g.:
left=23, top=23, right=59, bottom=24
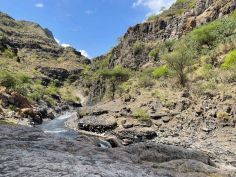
left=54, top=38, right=90, bottom=58
left=79, top=50, right=91, bottom=59
left=35, top=3, right=44, bottom=8
left=55, top=38, right=60, bottom=44
left=61, top=44, right=71, bottom=48
left=133, top=0, right=176, bottom=16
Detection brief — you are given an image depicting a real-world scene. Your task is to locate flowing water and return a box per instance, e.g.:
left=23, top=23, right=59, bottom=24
left=41, top=111, right=112, bottom=148
left=41, top=112, right=79, bottom=139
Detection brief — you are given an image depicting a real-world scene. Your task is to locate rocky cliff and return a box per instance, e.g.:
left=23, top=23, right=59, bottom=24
left=0, top=12, right=90, bottom=64
left=106, top=0, right=236, bottom=69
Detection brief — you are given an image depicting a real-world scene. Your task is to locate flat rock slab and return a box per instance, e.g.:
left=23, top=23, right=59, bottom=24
left=0, top=125, right=231, bottom=177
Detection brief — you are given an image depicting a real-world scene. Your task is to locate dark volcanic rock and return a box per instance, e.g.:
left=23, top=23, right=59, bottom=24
left=115, top=127, right=157, bottom=144
left=78, top=115, right=117, bottom=133
left=38, top=66, right=70, bottom=81
left=0, top=125, right=230, bottom=177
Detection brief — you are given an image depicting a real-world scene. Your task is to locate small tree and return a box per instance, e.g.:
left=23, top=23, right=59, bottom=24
left=99, top=65, right=130, bottom=99
left=162, top=42, right=194, bottom=87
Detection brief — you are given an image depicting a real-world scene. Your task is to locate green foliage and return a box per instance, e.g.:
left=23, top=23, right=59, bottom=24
left=149, top=48, right=159, bottom=59
left=0, top=71, right=18, bottom=88
left=98, top=66, right=130, bottom=99
left=101, top=53, right=112, bottom=68
left=0, top=71, right=31, bottom=90
left=99, top=65, right=130, bottom=82
left=152, top=65, right=169, bottom=79
left=146, top=0, right=197, bottom=21
left=160, top=40, right=175, bottom=53
left=191, top=21, right=220, bottom=46
left=162, top=41, right=194, bottom=86
left=132, top=41, right=144, bottom=55
left=3, top=48, right=16, bottom=58
left=190, top=15, right=236, bottom=49
left=221, top=50, right=236, bottom=69
left=198, top=80, right=217, bottom=91
left=44, top=85, right=59, bottom=96
left=67, top=74, right=79, bottom=83
left=196, top=64, right=214, bottom=80
left=43, top=95, right=56, bottom=106
left=138, top=75, right=155, bottom=88
left=28, top=91, right=41, bottom=101
left=133, top=108, right=150, bottom=122
left=147, top=14, right=159, bottom=21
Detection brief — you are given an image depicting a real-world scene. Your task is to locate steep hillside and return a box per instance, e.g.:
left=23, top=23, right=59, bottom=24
left=105, top=0, right=236, bottom=69
left=0, top=12, right=90, bottom=125
left=0, top=12, right=90, bottom=66
left=0, top=1, right=236, bottom=175
left=66, top=0, right=236, bottom=172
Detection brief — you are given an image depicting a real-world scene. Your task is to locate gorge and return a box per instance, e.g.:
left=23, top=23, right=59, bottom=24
left=0, top=0, right=236, bottom=176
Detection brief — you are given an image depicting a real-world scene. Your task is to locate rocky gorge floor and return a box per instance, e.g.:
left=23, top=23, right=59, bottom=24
left=64, top=89, right=236, bottom=175
left=0, top=123, right=234, bottom=177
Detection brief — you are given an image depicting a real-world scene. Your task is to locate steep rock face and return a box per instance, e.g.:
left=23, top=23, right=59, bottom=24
left=0, top=12, right=90, bottom=63
left=107, top=0, right=236, bottom=69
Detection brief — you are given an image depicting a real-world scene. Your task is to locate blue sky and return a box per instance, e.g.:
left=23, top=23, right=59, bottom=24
left=0, top=0, right=175, bottom=58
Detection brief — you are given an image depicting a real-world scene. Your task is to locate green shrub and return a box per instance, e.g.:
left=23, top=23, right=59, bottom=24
left=149, top=48, right=159, bottom=59
left=44, top=96, right=56, bottom=106
left=191, top=21, right=220, bottom=46
left=147, top=14, right=159, bottom=21
left=99, top=65, right=130, bottom=81
left=101, top=53, right=112, bottom=68
left=67, top=74, right=78, bottom=83
left=0, top=71, right=18, bottom=88
left=162, top=41, right=194, bottom=86
left=221, top=50, right=236, bottom=69
left=99, top=66, right=130, bottom=99
left=133, top=108, right=150, bottom=122
left=44, top=85, right=59, bottom=96
left=138, top=75, right=155, bottom=88
left=28, top=91, right=41, bottom=101
left=3, top=48, right=16, bottom=58
left=152, top=65, right=169, bottom=78
left=132, top=41, right=144, bottom=55
left=196, top=64, right=214, bottom=79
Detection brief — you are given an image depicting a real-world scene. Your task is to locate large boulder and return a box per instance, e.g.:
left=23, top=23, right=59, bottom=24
left=115, top=127, right=157, bottom=145
left=0, top=91, right=32, bottom=109
left=78, top=115, right=117, bottom=133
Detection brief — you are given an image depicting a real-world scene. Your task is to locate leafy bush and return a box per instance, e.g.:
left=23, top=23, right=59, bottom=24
left=0, top=71, right=18, bottom=88
left=149, top=48, right=159, bottom=60
left=28, top=91, right=41, bottom=101
left=162, top=42, right=194, bottom=86
left=138, top=75, right=155, bottom=88
left=190, top=14, right=236, bottom=50
left=101, top=53, right=112, bottom=68
left=3, top=48, right=16, bottom=58
left=195, top=64, right=214, bottom=80
left=133, top=108, right=150, bottom=122
left=99, top=66, right=130, bottom=99
left=132, top=41, right=144, bottom=55
left=191, top=21, right=220, bottom=46
left=99, top=65, right=130, bottom=81
left=0, top=71, right=31, bottom=90
left=152, top=65, right=169, bottom=79
left=221, top=50, right=236, bottom=69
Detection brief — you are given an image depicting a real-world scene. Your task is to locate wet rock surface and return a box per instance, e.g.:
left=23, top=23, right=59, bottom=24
left=0, top=125, right=232, bottom=177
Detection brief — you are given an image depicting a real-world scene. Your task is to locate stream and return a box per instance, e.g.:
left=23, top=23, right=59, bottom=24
left=40, top=112, right=112, bottom=148
left=41, top=112, right=79, bottom=139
